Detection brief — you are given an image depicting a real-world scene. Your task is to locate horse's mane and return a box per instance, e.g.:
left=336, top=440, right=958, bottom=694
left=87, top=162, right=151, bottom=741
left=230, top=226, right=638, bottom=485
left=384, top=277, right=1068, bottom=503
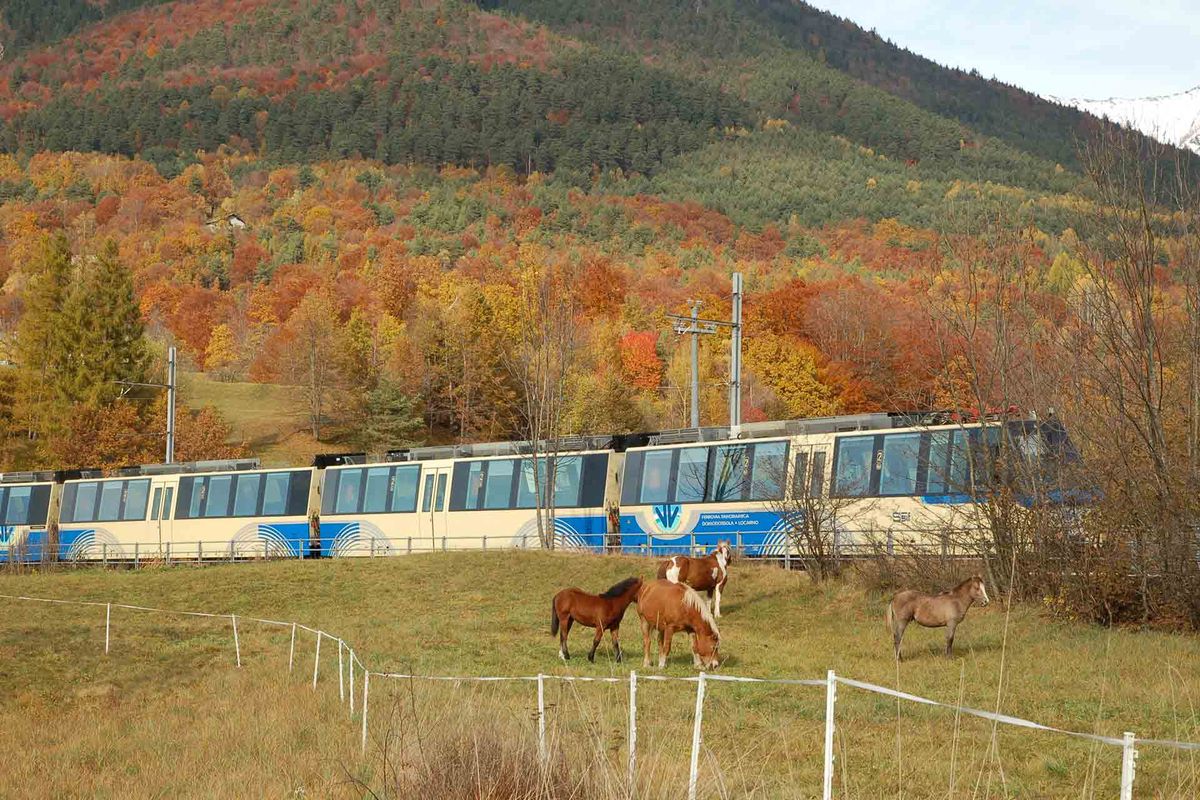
left=600, top=577, right=641, bottom=598
left=681, top=584, right=719, bottom=638
left=948, top=576, right=980, bottom=593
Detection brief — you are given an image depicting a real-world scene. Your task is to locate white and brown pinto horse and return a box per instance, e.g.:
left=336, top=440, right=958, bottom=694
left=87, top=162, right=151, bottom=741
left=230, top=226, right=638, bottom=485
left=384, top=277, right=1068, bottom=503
left=657, top=541, right=731, bottom=617
left=637, top=579, right=720, bottom=669
left=886, top=575, right=990, bottom=660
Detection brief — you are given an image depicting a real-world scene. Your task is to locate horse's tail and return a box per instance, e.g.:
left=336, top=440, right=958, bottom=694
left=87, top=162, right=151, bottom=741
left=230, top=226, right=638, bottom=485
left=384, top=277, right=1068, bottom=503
left=550, top=595, right=560, bottom=636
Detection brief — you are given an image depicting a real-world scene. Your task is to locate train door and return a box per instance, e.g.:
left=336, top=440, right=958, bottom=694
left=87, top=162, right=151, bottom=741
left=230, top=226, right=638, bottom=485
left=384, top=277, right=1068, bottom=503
left=149, top=478, right=176, bottom=556
left=421, top=467, right=451, bottom=550
left=791, top=444, right=829, bottom=499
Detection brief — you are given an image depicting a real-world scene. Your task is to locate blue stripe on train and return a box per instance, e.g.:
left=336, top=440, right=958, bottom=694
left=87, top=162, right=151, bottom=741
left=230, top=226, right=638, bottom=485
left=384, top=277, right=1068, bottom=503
left=617, top=510, right=787, bottom=556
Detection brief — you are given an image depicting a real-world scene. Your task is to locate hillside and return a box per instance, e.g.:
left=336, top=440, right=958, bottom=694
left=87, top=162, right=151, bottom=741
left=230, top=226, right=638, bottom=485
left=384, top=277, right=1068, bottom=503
left=2, top=552, right=1199, bottom=797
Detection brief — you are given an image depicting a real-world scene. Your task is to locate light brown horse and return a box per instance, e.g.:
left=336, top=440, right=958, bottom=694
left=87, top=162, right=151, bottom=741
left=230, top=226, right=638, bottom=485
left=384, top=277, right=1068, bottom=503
left=637, top=579, right=720, bottom=669
left=656, top=540, right=732, bottom=617
left=886, top=575, right=990, bottom=660
left=551, top=577, right=642, bottom=662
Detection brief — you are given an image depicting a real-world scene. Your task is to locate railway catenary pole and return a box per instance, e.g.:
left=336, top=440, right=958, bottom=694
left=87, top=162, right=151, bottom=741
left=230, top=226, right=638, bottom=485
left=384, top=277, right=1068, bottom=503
left=666, top=271, right=743, bottom=431
left=166, top=345, right=176, bottom=464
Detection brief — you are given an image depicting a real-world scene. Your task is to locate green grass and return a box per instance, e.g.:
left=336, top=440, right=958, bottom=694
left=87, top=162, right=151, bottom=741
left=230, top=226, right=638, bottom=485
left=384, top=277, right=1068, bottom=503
left=180, top=373, right=320, bottom=466
left=3, top=553, right=1199, bottom=798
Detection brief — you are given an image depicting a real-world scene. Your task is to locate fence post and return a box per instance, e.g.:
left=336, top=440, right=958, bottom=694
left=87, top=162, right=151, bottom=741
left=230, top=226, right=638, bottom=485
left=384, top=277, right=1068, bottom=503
left=312, top=631, right=322, bottom=690
left=736, top=531, right=743, bottom=554
left=687, top=672, right=707, bottom=800
left=360, top=671, right=370, bottom=755
left=104, top=603, right=111, bottom=655
left=134, top=542, right=139, bottom=568
left=442, top=536, right=447, bottom=552
left=482, top=535, right=487, bottom=552
left=887, top=530, right=894, bottom=556
left=198, top=540, right=203, bottom=562
left=288, top=622, right=297, bottom=672
left=406, top=537, right=412, bottom=555
left=537, top=673, right=548, bottom=765
left=349, top=651, right=355, bottom=714
left=628, top=670, right=637, bottom=794
left=338, top=640, right=345, bottom=703
left=166, top=541, right=171, bottom=566
left=785, top=549, right=791, bottom=570
left=823, top=670, right=837, bottom=800
left=231, top=614, right=241, bottom=668
left=690, top=533, right=696, bottom=555
left=102, top=542, right=108, bottom=567
left=229, top=541, right=234, bottom=562
left=1120, top=731, right=1138, bottom=800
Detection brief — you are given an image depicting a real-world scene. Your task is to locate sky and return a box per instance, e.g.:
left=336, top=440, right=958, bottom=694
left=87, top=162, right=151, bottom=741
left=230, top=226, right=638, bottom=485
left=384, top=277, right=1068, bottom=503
left=809, top=1, right=1199, bottom=100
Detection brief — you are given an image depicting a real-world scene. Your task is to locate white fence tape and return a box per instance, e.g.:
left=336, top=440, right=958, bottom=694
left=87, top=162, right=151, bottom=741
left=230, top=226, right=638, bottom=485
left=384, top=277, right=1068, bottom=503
left=5, top=588, right=1200, bottom=800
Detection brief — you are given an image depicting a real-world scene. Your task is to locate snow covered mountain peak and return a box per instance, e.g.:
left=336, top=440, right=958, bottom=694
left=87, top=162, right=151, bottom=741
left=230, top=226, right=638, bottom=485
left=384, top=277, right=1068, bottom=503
left=1050, top=85, right=1200, bottom=154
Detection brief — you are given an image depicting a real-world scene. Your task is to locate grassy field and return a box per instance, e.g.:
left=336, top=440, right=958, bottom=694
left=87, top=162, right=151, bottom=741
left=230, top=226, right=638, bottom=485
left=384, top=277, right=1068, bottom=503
left=180, top=373, right=321, bottom=466
left=2, top=552, right=1199, bottom=798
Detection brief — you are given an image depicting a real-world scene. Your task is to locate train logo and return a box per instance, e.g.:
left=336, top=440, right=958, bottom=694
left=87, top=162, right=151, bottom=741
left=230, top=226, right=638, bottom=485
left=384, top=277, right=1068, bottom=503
left=0, top=525, right=13, bottom=546
left=652, top=504, right=682, bottom=534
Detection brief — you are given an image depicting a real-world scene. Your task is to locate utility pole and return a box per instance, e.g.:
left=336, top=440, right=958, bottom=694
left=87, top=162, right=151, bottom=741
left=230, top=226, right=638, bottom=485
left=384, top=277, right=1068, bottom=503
left=665, top=272, right=743, bottom=431
left=669, top=300, right=716, bottom=428
left=115, top=344, right=178, bottom=464
left=729, top=272, right=743, bottom=433
left=166, top=346, right=176, bottom=463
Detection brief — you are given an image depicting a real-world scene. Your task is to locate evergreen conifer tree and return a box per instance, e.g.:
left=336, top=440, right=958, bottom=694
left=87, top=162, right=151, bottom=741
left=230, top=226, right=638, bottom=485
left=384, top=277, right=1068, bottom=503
left=14, top=233, right=73, bottom=440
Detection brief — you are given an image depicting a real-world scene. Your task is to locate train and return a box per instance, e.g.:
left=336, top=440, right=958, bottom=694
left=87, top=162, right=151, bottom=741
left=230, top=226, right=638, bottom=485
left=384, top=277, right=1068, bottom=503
left=0, top=410, right=1083, bottom=564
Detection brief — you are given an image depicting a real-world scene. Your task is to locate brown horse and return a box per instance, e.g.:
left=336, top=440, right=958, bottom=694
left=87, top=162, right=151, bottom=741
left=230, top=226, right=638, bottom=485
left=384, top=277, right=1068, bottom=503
left=637, top=579, right=720, bottom=669
left=656, top=541, right=732, bottom=617
left=551, top=577, right=642, bottom=662
left=886, top=575, right=990, bottom=660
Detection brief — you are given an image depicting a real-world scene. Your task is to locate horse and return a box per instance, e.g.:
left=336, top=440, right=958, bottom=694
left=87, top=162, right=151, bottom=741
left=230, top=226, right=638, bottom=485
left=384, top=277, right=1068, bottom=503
left=550, top=577, right=642, bottom=662
left=886, top=575, right=990, bottom=660
left=636, top=579, right=720, bottom=670
left=656, top=541, right=732, bottom=617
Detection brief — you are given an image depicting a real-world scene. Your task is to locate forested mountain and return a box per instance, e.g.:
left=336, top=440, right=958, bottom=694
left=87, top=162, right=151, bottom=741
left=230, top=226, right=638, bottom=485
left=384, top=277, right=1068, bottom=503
left=0, top=0, right=1195, bottom=480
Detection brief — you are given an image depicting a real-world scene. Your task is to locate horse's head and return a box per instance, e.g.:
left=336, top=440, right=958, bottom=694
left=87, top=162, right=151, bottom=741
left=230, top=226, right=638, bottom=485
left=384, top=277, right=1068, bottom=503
left=715, top=540, right=733, bottom=563
left=693, top=625, right=721, bottom=670
left=970, top=576, right=990, bottom=606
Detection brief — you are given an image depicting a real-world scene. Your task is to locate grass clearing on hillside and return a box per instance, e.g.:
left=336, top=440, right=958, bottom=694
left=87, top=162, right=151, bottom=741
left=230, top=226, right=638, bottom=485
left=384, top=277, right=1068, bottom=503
left=2, top=552, right=1199, bottom=798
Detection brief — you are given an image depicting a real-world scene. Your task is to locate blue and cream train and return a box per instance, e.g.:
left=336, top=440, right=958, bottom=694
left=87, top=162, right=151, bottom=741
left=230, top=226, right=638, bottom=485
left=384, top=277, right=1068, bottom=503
left=0, top=411, right=1081, bottom=564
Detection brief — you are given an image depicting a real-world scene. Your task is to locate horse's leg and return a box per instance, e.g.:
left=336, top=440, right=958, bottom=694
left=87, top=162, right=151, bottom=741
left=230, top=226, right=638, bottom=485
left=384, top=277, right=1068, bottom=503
left=588, top=625, right=604, bottom=663
left=893, top=616, right=908, bottom=661
left=641, top=618, right=652, bottom=668
left=610, top=626, right=622, bottom=662
left=944, top=618, right=959, bottom=657
left=713, top=581, right=724, bottom=618
left=659, top=627, right=673, bottom=669
left=561, top=616, right=574, bottom=661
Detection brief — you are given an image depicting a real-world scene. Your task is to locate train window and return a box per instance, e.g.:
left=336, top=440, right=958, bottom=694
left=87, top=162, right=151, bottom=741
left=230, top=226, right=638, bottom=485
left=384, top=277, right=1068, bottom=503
left=162, top=487, right=174, bottom=520
left=750, top=442, right=788, bottom=500
left=926, top=432, right=971, bottom=494
left=75, top=483, right=99, bottom=522
left=421, top=474, right=435, bottom=512
left=188, top=480, right=206, bottom=517
left=4, top=486, right=31, bottom=525
left=675, top=447, right=709, bottom=503
left=262, top=473, right=289, bottom=516
left=97, top=481, right=123, bottom=521
left=810, top=451, right=827, bottom=496
left=484, top=460, right=515, bottom=510
left=335, top=470, right=363, bottom=515
left=793, top=452, right=809, bottom=497
left=639, top=450, right=673, bottom=505
left=515, top=460, right=541, bottom=508
left=710, top=445, right=748, bottom=502
left=553, top=457, right=582, bottom=507
left=464, top=462, right=484, bottom=511
left=204, top=475, right=233, bottom=517
left=879, top=434, right=920, bottom=496
left=391, top=466, right=420, bottom=512
left=363, top=468, right=391, bottom=514
left=434, top=473, right=448, bottom=510
left=150, top=488, right=162, bottom=521
left=234, top=474, right=262, bottom=516
left=834, top=436, right=874, bottom=496
left=122, top=480, right=150, bottom=521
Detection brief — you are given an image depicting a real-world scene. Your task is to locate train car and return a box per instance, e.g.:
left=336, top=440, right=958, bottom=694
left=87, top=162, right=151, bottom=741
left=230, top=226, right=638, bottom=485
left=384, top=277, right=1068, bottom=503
left=617, top=412, right=1082, bottom=557
left=0, top=471, right=69, bottom=563
left=55, top=460, right=318, bottom=561
left=317, top=437, right=632, bottom=556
